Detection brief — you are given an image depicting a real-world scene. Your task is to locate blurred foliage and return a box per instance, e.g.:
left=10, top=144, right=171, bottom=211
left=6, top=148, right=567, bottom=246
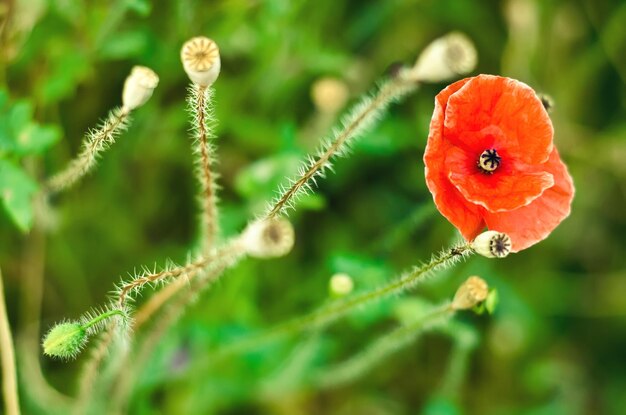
left=1, top=0, right=626, bottom=414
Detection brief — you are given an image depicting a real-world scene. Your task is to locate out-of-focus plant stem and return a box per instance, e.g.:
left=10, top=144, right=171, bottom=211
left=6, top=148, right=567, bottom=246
left=0, top=268, right=20, bottom=415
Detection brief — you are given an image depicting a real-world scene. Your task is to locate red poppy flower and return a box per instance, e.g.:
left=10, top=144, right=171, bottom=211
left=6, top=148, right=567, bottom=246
left=424, top=75, right=574, bottom=252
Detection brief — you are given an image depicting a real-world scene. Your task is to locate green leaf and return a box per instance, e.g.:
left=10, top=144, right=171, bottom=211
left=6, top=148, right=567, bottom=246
left=14, top=124, right=61, bottom=155
left=0, top=159, right=38, bottom=232
left=0, top=92, right=61, bottom=155
left=98, top=30, right=149, bottom=59
left=125, top=0, right=151, bottom=16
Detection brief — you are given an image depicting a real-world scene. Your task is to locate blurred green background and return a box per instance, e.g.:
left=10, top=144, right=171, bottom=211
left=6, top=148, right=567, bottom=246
left=1, top=0, right=626, bottom=414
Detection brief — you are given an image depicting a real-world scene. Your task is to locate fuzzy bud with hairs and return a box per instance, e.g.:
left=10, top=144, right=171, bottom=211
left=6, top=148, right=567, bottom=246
left=122, top=66, right=159, bottom=112
left=241, top=218, right=295, bottom=258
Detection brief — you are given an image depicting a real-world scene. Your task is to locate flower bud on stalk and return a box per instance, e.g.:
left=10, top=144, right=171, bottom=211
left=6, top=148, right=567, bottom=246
left=329, top=273, right=354, bottom=297
left=122, top=66, right=159, bottom=112
left=241, top=218, right=295, bottom=259
left=451, top=276, right=489, bottom=310
left=42, top=322, right=87, bottom=360
left=471, top=231, right=512, bottom=258
left=181, top=37, right=221, bottom=87
left=405, top=32, right=477, bottom=83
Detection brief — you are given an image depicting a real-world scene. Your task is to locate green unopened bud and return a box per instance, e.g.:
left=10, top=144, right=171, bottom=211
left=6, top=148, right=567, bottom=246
left=42, top=322, right=87, bottom=359
left=329, top=273, right=354, bottom=297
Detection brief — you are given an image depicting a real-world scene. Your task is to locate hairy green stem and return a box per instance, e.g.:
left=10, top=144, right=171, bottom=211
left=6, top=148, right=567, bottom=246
left=82, top=309, right=125, bottom=331
left=45, top=107, right=129, bottom=194
left=265, top=76, right=418, bottom=218
left=212, top=243, right=472, bottom=361
left=110, top=241, right=245, bottom=413
left=0, top=268, right=20, bottom=415
left=188, top=84, right=219, bottom=251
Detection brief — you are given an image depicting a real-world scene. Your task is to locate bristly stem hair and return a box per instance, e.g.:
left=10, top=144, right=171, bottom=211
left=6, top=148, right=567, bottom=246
left=109, top=242, right=247, bottom=413
left=210, top=242, right=473, bottom=360
left=188, top=84, right=220, bottom=251
left=45, top=107, right=130, bottom=194
left=265, top=76, right=418, bottom=218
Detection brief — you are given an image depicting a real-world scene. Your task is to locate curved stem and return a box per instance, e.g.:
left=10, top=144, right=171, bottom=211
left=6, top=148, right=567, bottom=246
left=45, top=107, right=129, bottom=195
left=110, top=244, right=244, bottom=413
left=117, top=257, right=210, bottom=308
left=266, top=77, right=418, bottom=218
left=0, top=268, right=20, bottom=415
left=74, top=324, right=116, bottom=414
left=212, top=243, right=472, bottom=360
left=82, top=309, right=125, bottom=331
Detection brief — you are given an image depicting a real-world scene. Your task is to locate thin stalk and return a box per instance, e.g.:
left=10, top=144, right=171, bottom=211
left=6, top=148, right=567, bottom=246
left=82, top=309, right=126, bottom=331
left=132, top=278, right=188, bottom=331
left=211, top=243, right=472, bottom=361
left=74, top=323, right=116, bottom=414
left=312, top=302, right=454, bottom=389
left=188, top=84, right=219, bottom=251
left=110, top=245, right=244, bottom=413
left=265, top=76, right=418, bottom=218
left=0, top=268, right=20, bottom=415
left=117, top=256, right=210, bottom=308
left=45, top=107, right=129, bottom=194
left=18, top=197, right=71, bottom=409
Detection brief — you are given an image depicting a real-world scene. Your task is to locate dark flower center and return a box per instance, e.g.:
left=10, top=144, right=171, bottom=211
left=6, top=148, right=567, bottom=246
left=489, top=233, right=511, bottom=258
left=478, top=149, right=501, bottom=173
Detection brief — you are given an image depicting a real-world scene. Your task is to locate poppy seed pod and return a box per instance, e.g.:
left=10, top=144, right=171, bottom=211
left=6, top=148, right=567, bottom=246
left=42, top=322, right=87, bottom=360
left=241, top=218, right=295, bottom=259
left=408, top=32, right=477, bottom=83
left=451, top=276, right=489, bottom=310
left=181, top=37, right=221, bottom=87
left=122, top=66, right=159, bottom=112
left=471, top=231, right=512, bottom=258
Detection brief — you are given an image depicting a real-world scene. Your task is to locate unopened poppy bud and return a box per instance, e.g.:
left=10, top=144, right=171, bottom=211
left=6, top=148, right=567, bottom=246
left=181, top=37, right=221, bottom=87
left=122, top=66, right=159, bottom=112
left=451, top=276, right=489, bottom=310
left=241, top=218, right=295, bottom=258
left=407, top=32, right=477, bottom=83
left=329, top=273, right=354, bottom=296
left=471, top=231, right=512, bottom=258
left=42, top=322, right=87, bottom=360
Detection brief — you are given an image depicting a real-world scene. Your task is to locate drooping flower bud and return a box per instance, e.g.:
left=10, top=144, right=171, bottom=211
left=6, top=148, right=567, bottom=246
left=406, top=32, right=477, bottom=83
left=42, top=322, right=87, bottom=360
left=181, top=37, right=221, bottom=87
left=451, top=276, right=489, bottom=310
left=122, top=66, right=159, bottom=112
left=329, top=273, right=354, bottom=296
left=241, top=218, right=295, bottom=258
left=471, top=231, right=512, bottom=258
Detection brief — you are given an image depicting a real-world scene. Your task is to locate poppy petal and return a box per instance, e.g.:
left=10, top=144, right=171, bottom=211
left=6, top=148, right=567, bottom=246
left=424, top=79, right=484, bottom=241
left=483, top=149, right=574, bottom=251
left=443, top=75, right=553, bottom=164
